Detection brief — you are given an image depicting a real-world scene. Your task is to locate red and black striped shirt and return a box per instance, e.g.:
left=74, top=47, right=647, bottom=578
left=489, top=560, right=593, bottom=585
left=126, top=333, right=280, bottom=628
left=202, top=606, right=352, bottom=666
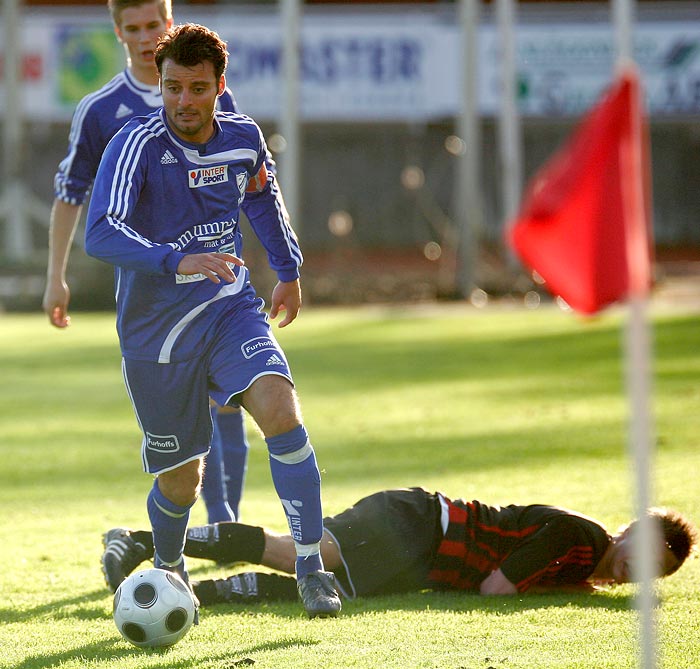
left=427, top=496, right=611, bottom=592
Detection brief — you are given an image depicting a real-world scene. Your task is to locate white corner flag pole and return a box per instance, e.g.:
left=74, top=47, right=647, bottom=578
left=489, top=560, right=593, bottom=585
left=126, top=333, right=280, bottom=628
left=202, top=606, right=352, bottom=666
left=613, top=1, right=658, bottom=668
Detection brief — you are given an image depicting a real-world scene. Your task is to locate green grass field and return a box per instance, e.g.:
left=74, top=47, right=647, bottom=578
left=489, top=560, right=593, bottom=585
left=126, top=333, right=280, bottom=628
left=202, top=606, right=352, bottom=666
left=1, top=303, right=699, bottom=668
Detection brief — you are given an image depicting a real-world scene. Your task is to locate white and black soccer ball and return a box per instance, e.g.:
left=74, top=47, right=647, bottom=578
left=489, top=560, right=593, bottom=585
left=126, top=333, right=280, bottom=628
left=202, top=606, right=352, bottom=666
left=113, top=568, right=196, bottom=648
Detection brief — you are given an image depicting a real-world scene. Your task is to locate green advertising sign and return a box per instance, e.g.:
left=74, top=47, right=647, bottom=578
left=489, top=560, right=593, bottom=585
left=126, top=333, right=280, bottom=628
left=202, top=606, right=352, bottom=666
left=57, top=24, right=123, bottom=105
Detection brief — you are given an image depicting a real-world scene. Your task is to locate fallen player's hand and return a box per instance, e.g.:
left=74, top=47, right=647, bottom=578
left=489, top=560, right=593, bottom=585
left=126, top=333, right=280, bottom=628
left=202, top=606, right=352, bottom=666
left=177, top=252, right=244, bottom=284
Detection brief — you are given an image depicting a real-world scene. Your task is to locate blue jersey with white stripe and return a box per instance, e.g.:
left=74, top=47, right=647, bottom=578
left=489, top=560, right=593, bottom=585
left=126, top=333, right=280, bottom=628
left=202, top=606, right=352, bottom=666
left=54, top=68, right=238, bottom=205
left=85, top=108, right=302, bottom=363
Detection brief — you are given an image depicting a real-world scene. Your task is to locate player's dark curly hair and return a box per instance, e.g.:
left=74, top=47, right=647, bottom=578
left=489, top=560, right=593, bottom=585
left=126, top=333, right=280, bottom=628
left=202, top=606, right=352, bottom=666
left=155, top=23, right=229, bottom=81
left=627, top=508, right=698, bottom=576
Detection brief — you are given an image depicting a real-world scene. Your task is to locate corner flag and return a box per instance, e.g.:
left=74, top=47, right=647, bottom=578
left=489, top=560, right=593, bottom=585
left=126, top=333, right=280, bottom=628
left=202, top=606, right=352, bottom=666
left=506, top=68, right=653, bottom=314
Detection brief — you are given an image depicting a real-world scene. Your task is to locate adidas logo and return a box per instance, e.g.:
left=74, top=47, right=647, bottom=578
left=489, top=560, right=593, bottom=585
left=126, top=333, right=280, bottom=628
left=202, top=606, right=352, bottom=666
left=160, top=150, right=178, bottom=165
left=266, top=354, right=284, bottom=366
left=115, top=103, right=133, bottom=119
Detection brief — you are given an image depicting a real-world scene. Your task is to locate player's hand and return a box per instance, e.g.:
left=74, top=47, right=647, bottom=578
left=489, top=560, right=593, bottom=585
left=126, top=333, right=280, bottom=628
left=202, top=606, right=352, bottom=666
left=269, top=279, right=301, bottom=328
left=479, top=569, right=518, bottom=595
left=42, top=280, right=71, bottom=328
left=176, top=252, right=244, bottom=284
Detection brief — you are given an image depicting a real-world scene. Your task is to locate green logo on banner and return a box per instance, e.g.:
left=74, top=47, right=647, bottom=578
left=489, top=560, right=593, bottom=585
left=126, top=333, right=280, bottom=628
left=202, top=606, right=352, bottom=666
left=57, top=25, right=122, bottom=105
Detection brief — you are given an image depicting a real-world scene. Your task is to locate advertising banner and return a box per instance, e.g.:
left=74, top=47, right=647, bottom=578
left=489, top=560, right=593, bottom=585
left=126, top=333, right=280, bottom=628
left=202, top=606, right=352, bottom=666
left=2, top=7, right=699, bottom=122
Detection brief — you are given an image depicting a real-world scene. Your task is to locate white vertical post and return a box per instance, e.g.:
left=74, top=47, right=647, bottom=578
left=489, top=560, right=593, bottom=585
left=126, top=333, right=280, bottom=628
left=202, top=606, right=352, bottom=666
left=1, top=0, right=33, bottom=259
left=455, top=0, right=483, bottom=297
left=625, top=291, right=657, bottom=669
left=613, top=0, right=634, bottom=68
left=613, top=2, right=657, bottom=668
left=495, top=0, right=522, bottom=226
left=278, top=0, right=301, bottom=232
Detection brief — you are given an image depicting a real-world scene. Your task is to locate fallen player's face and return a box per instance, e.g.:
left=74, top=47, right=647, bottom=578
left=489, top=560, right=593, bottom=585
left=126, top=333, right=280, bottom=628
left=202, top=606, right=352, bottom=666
left=609, top=529, right=679, bottom=583
left=160, top=59, right=224, bottom=144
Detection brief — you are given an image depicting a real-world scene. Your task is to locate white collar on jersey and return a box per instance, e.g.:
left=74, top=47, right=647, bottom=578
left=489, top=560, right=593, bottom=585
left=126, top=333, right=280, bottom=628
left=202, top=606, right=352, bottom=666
left=159, top=110, right=258, bottom=167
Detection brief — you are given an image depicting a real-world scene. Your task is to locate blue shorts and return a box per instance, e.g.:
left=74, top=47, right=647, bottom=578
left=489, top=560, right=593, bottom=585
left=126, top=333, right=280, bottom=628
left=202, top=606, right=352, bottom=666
left=122, top=296, right=293, bottom=474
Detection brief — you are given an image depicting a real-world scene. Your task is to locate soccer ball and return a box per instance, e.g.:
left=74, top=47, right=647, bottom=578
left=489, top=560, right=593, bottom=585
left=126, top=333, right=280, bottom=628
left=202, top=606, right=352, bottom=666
left=113, top=568, right=197, bottom=648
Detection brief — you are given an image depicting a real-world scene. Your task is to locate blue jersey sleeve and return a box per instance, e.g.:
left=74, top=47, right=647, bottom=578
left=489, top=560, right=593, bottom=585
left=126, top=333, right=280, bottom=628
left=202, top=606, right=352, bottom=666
left=54, top=98, right=108, bottom=205
left=85, top=123, right=184, bottom=275
left=241, top=130, right=302, bottom=282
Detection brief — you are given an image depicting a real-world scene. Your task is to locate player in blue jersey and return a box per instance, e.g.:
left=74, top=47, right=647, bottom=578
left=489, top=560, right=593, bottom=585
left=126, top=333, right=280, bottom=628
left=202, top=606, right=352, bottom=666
left=85, top=23, right=341, bottom=618
left=42, top=0, right=249, bottom=529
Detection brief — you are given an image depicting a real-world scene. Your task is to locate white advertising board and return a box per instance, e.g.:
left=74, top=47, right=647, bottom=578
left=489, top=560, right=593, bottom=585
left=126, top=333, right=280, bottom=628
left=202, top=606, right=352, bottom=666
left=2, top=7, right=699, bottom=121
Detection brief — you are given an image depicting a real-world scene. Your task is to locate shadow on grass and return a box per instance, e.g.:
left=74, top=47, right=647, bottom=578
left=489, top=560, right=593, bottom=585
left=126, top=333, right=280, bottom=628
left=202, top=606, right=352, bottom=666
left=3, top=583, right=633, bottom=628
left=3, top=589, right=321, bottom=669
left=198, top=586, right=635, bottom=622
left=1, top=588, right=108, bottom=624
left=342, top=588, right=636, bottom=615
left=4, top=586, right=636, bottom=668
left=12, top=635, right=319, bottom=669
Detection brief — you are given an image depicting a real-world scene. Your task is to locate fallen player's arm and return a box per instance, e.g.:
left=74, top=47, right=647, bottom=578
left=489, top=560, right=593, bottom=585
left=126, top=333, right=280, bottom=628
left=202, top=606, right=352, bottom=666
left=479, top=569, right=518, bottom=595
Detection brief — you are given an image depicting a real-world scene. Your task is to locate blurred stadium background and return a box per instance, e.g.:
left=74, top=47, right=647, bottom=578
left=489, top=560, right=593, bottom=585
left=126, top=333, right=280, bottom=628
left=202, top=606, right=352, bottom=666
left=1, top=0, right=699, bottom=311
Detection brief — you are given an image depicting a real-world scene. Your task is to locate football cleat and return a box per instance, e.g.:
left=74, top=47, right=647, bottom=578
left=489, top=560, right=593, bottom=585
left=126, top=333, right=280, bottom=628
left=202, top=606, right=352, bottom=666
left=154, top=557, right=200, bottom=626
left=180, top=570, right=200, bottom=626
left=101, top=528, right=152, bottom=593
left=297, top=570, right=342, bottom=619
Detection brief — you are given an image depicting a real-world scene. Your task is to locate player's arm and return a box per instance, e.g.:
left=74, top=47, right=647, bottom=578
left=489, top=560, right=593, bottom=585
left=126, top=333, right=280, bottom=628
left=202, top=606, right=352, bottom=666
left=45, top=102, right=102, bottom=327
left=246, top=172, right=302, bottom=326
left=479, top=569, right=518, bottom=595
left=495, top=515, right=601, bottom=593
left=86, top=192, right=243, bottom=282
left=86, top=129, right=243, bottom=281
left=242, top=166, right=302, bottom=281
left=43, top=200, right=82, bottom=328
left=241, top=128, right=303, bottom=325
left=85, top=132, right=177, bottom=274
left=175, top=252, right=244, bottom=284
left=480, top=568, right=598, bottom=595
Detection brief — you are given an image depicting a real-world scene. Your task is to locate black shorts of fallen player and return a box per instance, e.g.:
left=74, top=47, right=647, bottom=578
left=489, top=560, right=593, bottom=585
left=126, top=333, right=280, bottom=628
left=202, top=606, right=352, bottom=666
left=322, top=487, right=443, bottom=599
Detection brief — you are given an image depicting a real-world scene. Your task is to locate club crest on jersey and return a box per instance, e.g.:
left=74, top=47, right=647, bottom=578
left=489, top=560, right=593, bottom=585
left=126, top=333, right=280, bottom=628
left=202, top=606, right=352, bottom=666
left=189, top=165, right=228, bottom=189
left=236, top=172, right=247, bottom=200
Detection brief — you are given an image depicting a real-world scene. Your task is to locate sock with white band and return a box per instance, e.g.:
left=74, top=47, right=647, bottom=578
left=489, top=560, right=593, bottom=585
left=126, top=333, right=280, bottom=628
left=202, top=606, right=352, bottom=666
left=266, top=424, right=324, bottom=579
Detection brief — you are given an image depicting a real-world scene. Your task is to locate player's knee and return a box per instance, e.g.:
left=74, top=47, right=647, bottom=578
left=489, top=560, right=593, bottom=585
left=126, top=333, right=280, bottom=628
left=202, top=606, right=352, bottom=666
left=158, top=460, right=202, bottom=507
left=242, top=376, right=301, bottom=435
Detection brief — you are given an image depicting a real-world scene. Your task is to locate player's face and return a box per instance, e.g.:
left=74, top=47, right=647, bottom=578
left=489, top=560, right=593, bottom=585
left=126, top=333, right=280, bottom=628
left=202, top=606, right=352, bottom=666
left=160, top=59, right=225, bottom=145
left=608, top=528, right=679, bottom=583
left=114, top=1, right=172, bottom=82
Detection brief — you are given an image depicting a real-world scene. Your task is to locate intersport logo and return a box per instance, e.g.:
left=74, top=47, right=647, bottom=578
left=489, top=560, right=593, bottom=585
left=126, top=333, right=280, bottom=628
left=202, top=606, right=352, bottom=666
left=189, top=165, right=228, bottom=188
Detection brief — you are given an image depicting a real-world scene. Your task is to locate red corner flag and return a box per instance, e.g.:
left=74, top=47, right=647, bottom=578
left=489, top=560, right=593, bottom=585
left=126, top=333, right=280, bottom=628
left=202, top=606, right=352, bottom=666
left=506, top=68, right=653, bottom=314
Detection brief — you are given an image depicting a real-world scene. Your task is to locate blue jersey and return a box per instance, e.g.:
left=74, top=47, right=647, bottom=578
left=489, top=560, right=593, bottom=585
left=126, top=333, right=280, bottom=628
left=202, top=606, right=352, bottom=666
left=85, top=108, right=302, bottom=364
left=54, top=68, right=238, bottom=205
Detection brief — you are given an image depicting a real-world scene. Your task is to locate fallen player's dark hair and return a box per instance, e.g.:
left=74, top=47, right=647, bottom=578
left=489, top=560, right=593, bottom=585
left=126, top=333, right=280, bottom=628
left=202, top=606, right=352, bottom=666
left=628, top=508, right=698, bottom=575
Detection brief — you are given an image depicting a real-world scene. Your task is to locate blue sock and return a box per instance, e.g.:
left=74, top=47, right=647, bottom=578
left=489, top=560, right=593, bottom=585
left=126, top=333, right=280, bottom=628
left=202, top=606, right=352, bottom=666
left=147, top=479, right=194, bottom=582
left=266, top=424, right=324, bottom=579
left=214, top=408, right=249, bottom=520
left=201, top=406, right=235, bottom=523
